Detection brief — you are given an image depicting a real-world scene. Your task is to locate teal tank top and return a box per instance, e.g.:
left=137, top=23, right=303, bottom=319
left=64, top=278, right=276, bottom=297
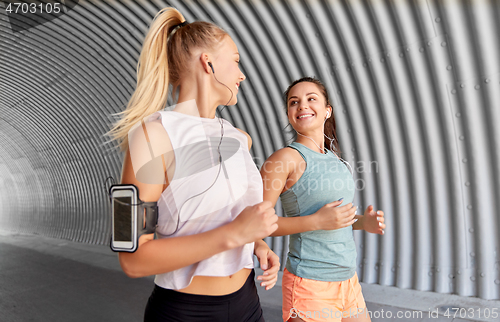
left=280, top=142, right=357, bottom=281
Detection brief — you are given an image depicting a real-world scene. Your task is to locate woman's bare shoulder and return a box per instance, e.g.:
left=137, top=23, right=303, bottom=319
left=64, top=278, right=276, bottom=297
left=261, top=146, right=304, bottom=177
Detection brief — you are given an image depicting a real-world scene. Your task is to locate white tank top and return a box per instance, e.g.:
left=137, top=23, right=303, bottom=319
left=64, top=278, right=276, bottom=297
left=147, top=110, right=262, bottom=290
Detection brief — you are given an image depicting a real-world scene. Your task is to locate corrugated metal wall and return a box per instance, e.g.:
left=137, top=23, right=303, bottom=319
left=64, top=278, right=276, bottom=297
left=0, top=0, right=499, bottom=300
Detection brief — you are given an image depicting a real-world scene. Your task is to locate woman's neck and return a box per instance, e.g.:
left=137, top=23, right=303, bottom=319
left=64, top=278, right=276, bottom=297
left=176, top=77, right=219, bottom=119
left=295, top=130, right=325, bottom=154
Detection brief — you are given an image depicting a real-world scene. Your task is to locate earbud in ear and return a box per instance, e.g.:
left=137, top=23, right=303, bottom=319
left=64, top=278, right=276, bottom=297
left=208, top=62, right=214, bottom=73
left=326, top=111, right=330, bottom=118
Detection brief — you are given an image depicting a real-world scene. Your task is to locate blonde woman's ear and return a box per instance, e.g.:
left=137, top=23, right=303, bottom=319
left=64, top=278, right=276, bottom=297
left=199, top=53, right=212, bottom=74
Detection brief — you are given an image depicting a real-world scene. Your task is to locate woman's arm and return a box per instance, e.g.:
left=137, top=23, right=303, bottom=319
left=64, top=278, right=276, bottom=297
left=352, top=205, right=385, bottom=234
left=253, top=239, right=280, bottom=290
left=260, top=149, right=314, bottom=236
left=120, top=216, right=261, bottom=278
left=260, top=149, right=356, bottom=237
left=118, top=123, right=277, bottom=278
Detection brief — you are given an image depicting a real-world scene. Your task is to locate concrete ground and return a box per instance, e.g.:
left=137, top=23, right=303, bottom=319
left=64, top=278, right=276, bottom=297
left=0, top=230, right=497, bottom=322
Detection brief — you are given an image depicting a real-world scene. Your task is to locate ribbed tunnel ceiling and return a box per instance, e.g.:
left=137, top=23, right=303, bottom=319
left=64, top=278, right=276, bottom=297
left=1, top=0, right=499, bottom=300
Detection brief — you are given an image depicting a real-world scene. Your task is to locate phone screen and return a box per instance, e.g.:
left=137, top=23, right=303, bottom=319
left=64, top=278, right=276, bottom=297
left=113, top=197, right=132, bottom=242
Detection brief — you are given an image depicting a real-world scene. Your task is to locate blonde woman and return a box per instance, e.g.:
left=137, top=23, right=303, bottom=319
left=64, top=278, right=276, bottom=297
left=107, top=7, right=279, bottom=322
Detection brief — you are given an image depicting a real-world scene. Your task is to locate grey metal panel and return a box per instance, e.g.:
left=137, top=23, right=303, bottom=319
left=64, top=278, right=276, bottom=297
left=0, top=0, right=499, bottom=299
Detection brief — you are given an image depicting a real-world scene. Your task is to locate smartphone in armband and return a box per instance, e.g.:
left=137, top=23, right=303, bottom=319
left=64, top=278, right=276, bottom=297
left=110, top=185, right=138, bottom=252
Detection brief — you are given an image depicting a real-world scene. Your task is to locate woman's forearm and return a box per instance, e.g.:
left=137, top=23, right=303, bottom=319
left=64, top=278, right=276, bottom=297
left=271, top=215, right=317, bottom=237
left=119, top=223, right=240, bottom=278
left=119, top=199, right=278, bottom=278
left=254, top=238, right=269, bottom=250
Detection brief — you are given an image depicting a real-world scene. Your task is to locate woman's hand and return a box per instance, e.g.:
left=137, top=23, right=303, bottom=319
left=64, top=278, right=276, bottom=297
left=230, top=201, right=278, bottom=247
left=138, top=233, right=155, bottom=247
left=362, top=205, right=385, bottom=234
left=254, top=240, right=280, bottom=290
left=312, top=200, right=357, bottom=231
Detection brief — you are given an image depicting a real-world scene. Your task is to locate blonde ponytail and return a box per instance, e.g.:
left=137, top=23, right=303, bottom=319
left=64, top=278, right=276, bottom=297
left=106, top=7, right=185, bottom=152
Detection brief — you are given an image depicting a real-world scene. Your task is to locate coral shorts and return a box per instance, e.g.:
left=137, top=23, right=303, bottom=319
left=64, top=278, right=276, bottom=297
left=282, top=268, right=367, bottom=322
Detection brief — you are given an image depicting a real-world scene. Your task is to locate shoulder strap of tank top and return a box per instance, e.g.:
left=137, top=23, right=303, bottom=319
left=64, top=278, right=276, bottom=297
left=287, top=141, right=308, bottom=163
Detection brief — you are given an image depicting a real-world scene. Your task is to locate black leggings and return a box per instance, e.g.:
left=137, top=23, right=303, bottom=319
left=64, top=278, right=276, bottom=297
left=144, top=269, right=265, bottom=322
